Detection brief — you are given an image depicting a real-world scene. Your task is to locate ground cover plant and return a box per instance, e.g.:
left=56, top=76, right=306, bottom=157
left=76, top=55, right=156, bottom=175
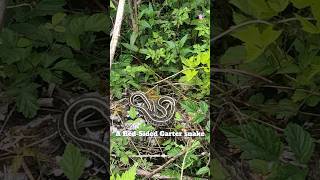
left=213, top=0, right=320, bottom=179
left=110, top=0, right=210, bottom=179
left=0, top=0, right=109, bottom=179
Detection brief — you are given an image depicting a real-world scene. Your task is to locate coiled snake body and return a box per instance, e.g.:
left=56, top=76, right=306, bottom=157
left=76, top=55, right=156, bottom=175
left=129, top=92, right=176, bottom=127
left=57, top=96, right=109, bottom=172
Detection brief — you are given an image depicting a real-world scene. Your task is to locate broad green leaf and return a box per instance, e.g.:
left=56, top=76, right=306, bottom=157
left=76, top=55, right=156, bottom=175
left=65, top=34, right=81, bottom=50
left=306, top=95, right=320, bottom=107
left=128, top=107, right=138, bottom=119
left=84, top=13, right=108, bottom=32
left=122, top=43, right=139, bottom=52
left=17, top=38, right=32, bottom=48
left=220, top=45, right=246, bottom=65
left=230, top=0, right=276, bottom=19
left=290, top=0, right=311, bottom=8
left=53, top=59, right=97, bottom=88
left=267, top=0, right=289, bottom=12
left=58, top=143, right=87, bottom=180
left=268, top=164, right=308, bottom=180
left=32, top=0, right=66, bottom=16
left=221, top=122, right=283, bottom=161
left=182, top=69, right=198, bottom=81
left=232, top=25, right=282, bottom=61
left=212, top=159, right=228, bottom=180
left=52, top=12, right=66, bottom=25
left=54, top=26, right=66, bottom=32
left=7, top=82, right=39, bottom=118
left=196, top=166, right=209, bottom=175
left=284, top=123, right=314, bottom=164
left=296, top=15, right=320, bottom=34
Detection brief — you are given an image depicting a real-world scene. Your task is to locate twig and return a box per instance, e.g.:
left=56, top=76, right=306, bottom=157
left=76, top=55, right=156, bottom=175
left=6, top=3, right=32, bottom=9
left=145, top=146, right=189, bottom=178
left=0, top=104, right=16, bottom=135
left=25, top=132, right=58, bottom=148
left=211, top=17, right=315, bottom=43
left=110, top=0, right=126, bottom=69
left=22, top=159, right=35, bottom=180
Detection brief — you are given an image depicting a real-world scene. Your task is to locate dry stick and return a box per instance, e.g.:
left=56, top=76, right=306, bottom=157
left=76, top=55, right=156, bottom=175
left=0, top=105, right=16, bottom=135
left=110, top=0, right=126, bottom=69
left=22, top=159, right=36, bottom=180
left=145, top=147, right=189, bottom=179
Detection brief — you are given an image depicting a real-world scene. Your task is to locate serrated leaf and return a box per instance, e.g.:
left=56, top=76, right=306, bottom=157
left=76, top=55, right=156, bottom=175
left=52, top=12, right=66, bottom=25
left=284, top=123, right=314, bottom=164
left=7, top=82, right=39, bottom=118
left=268, top=164, right=307, bottom=180
left=53, top=59, right=97, bottom=88
left=128, top=107, right=138, bottom=119
left=232, top=25, right=282, bottom=61
left=296, top=14, right=320, bottom=34
left=221, top=122, right=283, bottom=161
left=58, top=143, right=87, bottom=180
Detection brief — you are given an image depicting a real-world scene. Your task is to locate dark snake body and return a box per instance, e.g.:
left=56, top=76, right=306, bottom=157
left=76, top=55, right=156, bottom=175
left=129, top=92, right=176, bottom=127
left=57, top=96, right=109, bottom=174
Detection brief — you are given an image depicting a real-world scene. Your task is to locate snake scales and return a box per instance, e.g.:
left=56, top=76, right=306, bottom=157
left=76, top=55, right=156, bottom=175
left=129, top=92, right=176, bottom=127
left=57, top=92, right=175, bottom=175
left=57, top=96, right=109, bottom=173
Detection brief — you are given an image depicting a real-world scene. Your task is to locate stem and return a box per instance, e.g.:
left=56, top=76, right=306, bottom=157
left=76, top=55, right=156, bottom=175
left=110, top=0, right=126, bottom=69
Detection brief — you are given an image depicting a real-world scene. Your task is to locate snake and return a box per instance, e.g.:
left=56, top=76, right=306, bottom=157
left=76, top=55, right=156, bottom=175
left=57, top=96, right=109, bottom=174
left=129, top=92, right=176, bottom=127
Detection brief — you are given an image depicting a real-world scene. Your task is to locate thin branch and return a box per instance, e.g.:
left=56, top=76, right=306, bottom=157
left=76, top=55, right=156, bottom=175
left=211, top=17, right=316, bottom=43
left=6, top=3, right=32, bottom=9
left=145, top=147, right=189, bottom=178
left=110, top=0, right=126, bottom=69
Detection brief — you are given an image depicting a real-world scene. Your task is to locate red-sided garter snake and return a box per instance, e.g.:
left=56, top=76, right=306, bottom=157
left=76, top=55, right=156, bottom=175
left=57, top=96, right=109, bottom=171
left=129, top=92, right=176, bottom=127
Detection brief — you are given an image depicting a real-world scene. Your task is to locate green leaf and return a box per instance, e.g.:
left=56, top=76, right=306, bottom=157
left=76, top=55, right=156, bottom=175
left=296, top=15, right=320, bottom=34
left=65, top=34, right=81, bottom=50
left=17, top=38, right=32, bottom=48
left=7, top=82, right=39, bottom=118
left=120, top=164, right=137, bottom=180
left=230, top=0, right=276, bottom=19
left=85, top=13, right=108, bottom=32
left=212, top=159, right=228, bottom=180
left=52, top=12, right=66, bottom=25
left=267, top=0, right=289, bottom=12
left=284, top=123, right=314, bottom=164
left=182, top=69, right=198, bottom=81
left=53, top=59, right=97, bottom=88
left=33, top=0, right=66, bottom=16
left=122, top=43, right=139, bottom=52
left=220, top=45, right=246, bottom=65
left=58, top=143, right=87, bottom=180
left=290, top=0, right=311, bottom=9
left=128, top=107, right=138, bottom=119
left=180, top=100, right=198, bottom=114
left=196, top=166, right=209, bottom=175
left=54, top=25, right=66, bottom=32
left=268, top=164, right=308, bottom=180
left=232, top=25, right=282, bottom=61
left=221, top=122, right=283, bottom=161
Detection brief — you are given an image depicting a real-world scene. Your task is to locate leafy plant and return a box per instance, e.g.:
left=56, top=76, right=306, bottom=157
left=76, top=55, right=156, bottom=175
left=58, top=143, right=87, bottom=180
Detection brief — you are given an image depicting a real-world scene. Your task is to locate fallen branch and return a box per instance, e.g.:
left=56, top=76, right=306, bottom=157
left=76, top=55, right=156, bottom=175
left=110, top=0, right=126, bottom=69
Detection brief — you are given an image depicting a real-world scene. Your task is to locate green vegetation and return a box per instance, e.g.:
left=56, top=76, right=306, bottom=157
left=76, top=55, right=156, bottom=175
left=213, top=0, right=320, bottom=179
left=111, top=0, right=209, bottom=179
